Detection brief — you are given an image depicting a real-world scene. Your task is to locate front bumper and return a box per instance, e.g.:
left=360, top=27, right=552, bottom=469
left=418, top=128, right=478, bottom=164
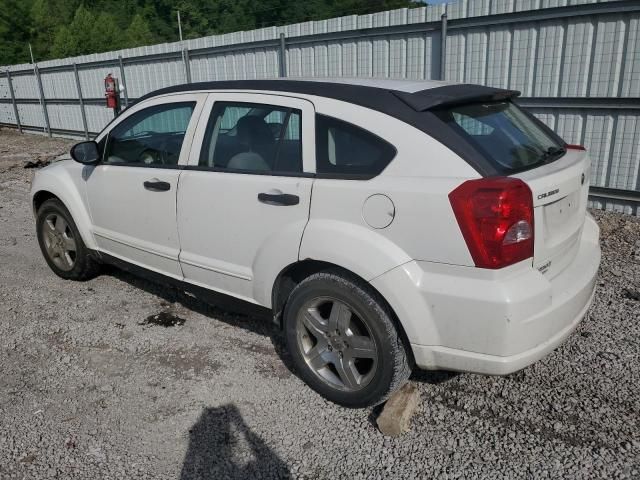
left=371, top=215, right=600, bottom=375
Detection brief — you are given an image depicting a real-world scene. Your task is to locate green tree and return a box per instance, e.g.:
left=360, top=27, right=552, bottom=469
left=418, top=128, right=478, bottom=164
left=93, top=12, right=123, bottom=52
left=51, top=7, right=124, bottom=59
left=0, top=0, right=425, bottom=65
left=30, top=0, right=78, bottom=60
left=50, top=25, right=77, bottom=58
left=125, top=14, right=156, bottom=47
left=0, top=0, right=33, bottom=64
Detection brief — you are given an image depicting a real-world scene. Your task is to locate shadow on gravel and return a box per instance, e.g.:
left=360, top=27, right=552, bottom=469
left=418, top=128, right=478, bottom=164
left=180, top=404, right=291, bottom=480
left=104, top=267, right=459, bottom=389
left=104, top=267, right=298, bottom=373
left=106, top=266, right=274, bottom=336
left=410, top=369, right=460, bottom=385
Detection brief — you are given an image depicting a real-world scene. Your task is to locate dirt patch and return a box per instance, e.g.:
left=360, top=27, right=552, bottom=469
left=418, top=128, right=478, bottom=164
left=0, top=127, right=72, bottom=172
left=141, top=311, right=187, bottom=328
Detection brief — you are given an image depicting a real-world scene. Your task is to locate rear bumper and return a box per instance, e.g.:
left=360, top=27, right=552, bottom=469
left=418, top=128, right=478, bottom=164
left=371, top=215, right=600, bottom=375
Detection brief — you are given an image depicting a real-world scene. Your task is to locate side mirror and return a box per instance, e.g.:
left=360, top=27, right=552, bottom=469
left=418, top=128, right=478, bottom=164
left=70, top=141, right=100, bottom=165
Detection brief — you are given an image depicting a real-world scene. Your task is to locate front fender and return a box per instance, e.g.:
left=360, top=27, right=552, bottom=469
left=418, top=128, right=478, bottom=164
left=31, top=162, right=97, bottom=251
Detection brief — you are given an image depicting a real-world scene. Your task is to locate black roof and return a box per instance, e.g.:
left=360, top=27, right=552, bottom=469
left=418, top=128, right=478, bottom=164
left=140, top=80, right=519, bottom=112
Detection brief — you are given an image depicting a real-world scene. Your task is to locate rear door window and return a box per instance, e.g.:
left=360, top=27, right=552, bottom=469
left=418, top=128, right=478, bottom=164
left=435, top=101, right=564, bottom=173
left=199, top=102, right=302, bottom=174
left=315, top=115, right=396, bottom=178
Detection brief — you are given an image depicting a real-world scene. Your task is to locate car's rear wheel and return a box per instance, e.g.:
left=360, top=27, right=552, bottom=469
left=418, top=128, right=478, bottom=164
left=36, top=198, right=100, bottom=280
left=283, top=270, right=412, bottom=408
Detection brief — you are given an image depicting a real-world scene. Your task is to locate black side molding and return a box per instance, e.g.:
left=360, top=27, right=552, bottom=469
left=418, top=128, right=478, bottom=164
left=95, top=251, right=272, bottom=321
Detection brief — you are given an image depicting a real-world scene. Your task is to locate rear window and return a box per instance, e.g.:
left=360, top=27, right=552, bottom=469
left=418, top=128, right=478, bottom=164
left=435, top=101, right=565, bottom=173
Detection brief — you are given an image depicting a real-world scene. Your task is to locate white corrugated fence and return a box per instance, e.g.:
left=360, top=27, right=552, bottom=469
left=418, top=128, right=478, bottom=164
left=1, top=0, right=639, bottom=212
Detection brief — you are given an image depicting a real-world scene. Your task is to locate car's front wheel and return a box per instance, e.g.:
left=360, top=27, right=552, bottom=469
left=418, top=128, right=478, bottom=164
left=36, top=198, right=100, bottom=280
left=283, top=270, right=412, bottom=408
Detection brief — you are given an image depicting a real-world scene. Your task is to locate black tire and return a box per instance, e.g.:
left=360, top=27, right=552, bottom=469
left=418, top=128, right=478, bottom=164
left=283, top=270, right=412, bottom=408
left=36, top=198, right=100, bottom=281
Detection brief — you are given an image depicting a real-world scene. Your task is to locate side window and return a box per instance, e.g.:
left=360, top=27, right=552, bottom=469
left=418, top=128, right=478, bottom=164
left=199, top=102, right=303, bottom=174
left=104, top=102, right=195, bottom=166
left=315, top=115, right=396, bottom=177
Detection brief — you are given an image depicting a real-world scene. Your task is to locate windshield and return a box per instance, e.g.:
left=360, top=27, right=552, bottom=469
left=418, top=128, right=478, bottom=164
left=435, top=101, right=565, bottom=173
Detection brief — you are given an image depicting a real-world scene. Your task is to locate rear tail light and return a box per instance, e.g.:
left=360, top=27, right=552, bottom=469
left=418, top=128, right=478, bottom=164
left=566, top=144, right=586, bottom=151
left=449, top=177, right=534, bottom=269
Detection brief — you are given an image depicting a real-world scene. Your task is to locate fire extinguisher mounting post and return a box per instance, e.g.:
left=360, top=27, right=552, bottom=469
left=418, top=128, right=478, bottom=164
left=118, top=56, right=129, bottom=107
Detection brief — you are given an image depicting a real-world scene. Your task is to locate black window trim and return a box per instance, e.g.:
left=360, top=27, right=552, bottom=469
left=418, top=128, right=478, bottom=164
left=95, top=102, right=399, bottom=181
left=101, top=101, right=197, bottom=168
left=315, top=113, right=398, bottom=180
left=196, top=100, right=304, bottom=176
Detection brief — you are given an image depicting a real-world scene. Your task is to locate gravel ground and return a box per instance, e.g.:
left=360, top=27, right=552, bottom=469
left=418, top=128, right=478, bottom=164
left=0, top=127, right=639, bottom=479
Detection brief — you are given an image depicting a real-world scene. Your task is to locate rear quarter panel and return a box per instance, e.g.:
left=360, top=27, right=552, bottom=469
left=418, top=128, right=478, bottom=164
left=300, top=98, right=479, bottom=280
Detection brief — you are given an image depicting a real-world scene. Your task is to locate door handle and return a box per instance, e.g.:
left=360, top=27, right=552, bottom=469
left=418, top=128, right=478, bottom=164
left=258, top=192, right=300, bottom=206
left=144, top=179, right=171, bottom=192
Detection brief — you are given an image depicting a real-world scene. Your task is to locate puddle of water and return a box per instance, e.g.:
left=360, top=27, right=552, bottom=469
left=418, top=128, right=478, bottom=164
left=142, top=312, right=186, bottom=328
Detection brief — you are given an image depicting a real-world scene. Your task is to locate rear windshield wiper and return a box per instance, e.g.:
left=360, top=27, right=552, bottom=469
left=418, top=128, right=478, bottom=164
left=541, top=146, right=566, bottom=163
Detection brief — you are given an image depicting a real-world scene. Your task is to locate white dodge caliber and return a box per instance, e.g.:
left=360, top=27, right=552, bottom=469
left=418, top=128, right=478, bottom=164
left=31, top=78, right=600, bottom=407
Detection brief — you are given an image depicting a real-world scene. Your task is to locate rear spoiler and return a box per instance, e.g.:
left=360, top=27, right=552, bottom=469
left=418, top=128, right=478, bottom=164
left=392, top=84, right=520, bottom=111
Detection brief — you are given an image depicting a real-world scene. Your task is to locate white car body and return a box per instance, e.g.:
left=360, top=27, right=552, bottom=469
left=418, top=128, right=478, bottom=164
left=31, top=77, right=600, bottom=378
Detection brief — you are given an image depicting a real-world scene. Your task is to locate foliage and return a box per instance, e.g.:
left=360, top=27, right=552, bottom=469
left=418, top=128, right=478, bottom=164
left=0, top=0, right=425, bottom=65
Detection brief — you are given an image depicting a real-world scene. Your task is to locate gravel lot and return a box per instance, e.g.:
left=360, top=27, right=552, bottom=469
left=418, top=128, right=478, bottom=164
left=0, top=127, right=639, bottom=479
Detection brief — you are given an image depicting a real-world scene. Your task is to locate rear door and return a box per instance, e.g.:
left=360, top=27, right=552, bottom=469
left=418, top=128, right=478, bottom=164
left=177, top=93, right=315, bottom=305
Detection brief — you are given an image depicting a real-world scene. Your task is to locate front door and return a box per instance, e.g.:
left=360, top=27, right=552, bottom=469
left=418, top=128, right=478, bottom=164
left=85, top=94, right=205, bottom=278
left=177, top=93, right=315, bottom=305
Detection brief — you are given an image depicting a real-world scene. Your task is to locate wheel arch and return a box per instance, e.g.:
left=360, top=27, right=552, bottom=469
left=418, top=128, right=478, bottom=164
left=31, top=186, right=97, bottom=251
left=33, top=190, right=58, bottom=213
left=271, top=259, right=415, bottom=366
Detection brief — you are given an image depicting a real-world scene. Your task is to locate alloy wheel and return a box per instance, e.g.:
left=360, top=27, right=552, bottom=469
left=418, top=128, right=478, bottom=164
left=42, top=213, right=77, bottom=272
left=295, top=296, right=378, bottom=392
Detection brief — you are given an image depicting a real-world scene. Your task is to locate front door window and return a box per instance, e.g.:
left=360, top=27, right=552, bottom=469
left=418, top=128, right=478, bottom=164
left=105, top=102, right=196, bottom=166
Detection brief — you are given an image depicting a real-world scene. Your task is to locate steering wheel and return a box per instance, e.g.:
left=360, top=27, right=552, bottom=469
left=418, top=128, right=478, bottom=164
left=138, top=135, right=171, bottom=165
left=139, top=148, right=163, bottom=165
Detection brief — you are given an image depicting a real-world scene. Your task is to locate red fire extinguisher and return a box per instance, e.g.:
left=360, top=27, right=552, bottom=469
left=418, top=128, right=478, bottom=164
left=104, top=73, right=120, bottom=116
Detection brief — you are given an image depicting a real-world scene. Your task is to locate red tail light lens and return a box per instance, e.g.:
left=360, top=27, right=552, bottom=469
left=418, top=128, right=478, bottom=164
left=449, top=177, right=534, bottom=269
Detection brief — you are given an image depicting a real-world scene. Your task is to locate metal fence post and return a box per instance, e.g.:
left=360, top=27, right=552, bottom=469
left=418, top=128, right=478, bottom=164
left=279, top=33, right=287, bottom=78
left=440, top=11, right=448, bottom=81
left=117, top=55, right=129, bottom=107
left=6, top=70, right=22, bottom=133
left=33, top=64, right=51, bottom=137
left=182, top=48, right=192, bottom=83
left=73, top=63, right=89, bottom=140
